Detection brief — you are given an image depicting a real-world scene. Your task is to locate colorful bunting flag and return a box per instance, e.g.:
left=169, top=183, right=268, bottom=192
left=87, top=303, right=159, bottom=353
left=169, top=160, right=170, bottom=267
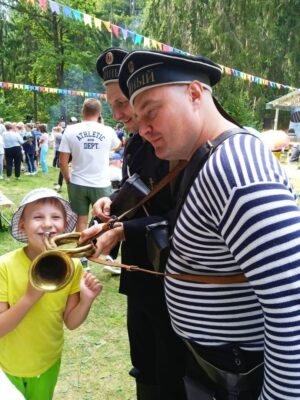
left=144, top=37, right=151, bottom=48
left=49, top=0, right=60, bottom=14
left=134, top=34, right=143, bottom=45
left=102, top=20, right=111, bottom=33
left=39, top=0, right=47, bottom=12
left=24, top=0, right=300, bottom=92
left=111, top=24, right=119, bottom=38
left=94, top=18, right=102, bottom=31
left=83, top=14, right=92, bottom=27
left=120, top=28, right=128, bottom=41
left=0, top=81, right=106, bottom=99
left=128, top=31, right=136, bottom=43
left=72, top=10, right=82, bottom=21
left=62, top=5, right=72, bottom=18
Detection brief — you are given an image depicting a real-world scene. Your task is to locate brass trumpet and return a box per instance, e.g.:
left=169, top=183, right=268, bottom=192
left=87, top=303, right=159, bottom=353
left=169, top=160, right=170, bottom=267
left=29, top=232, right=95, bottom=292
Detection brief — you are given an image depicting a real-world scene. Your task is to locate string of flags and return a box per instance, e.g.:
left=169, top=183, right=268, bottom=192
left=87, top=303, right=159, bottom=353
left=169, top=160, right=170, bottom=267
left=3, top=0, right=299, bottom=95
left=0, top=81, right=106, bottom=99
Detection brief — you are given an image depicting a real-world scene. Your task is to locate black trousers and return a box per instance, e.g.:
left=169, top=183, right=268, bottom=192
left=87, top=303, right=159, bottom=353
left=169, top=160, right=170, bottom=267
left=127, top=295, right=187, bottom=400
left=53, top=150, right=60, bottom=167
left=5, top=146, right=22, bottom=178
left=185, top=342, right=264, bottom=400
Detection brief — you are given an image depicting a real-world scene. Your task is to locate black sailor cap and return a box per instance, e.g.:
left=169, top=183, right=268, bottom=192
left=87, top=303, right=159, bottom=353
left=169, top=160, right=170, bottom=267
left=118, top=50, right=222, bottom=103
left=96, top=47, right=129, bottom=84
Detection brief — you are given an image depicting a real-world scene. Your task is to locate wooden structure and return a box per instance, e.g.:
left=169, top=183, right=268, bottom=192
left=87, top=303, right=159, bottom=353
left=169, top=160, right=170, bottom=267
left=266, top=90, right=300, bottom=130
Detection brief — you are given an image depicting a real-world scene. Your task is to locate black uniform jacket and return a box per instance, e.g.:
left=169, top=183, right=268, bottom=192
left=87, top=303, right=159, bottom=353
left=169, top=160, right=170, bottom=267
left=112, top=134, right=177, bottom=299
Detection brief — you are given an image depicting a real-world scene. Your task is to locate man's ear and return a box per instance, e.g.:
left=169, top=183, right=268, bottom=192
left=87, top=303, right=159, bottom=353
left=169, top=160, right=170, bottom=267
left=188, top=81, right=204, bottom=103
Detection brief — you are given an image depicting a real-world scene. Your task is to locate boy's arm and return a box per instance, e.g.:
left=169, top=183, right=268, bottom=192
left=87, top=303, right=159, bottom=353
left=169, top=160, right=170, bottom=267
left=63, top=272, right=102, bottom=330
left=0, top=286, right=44, bottom=337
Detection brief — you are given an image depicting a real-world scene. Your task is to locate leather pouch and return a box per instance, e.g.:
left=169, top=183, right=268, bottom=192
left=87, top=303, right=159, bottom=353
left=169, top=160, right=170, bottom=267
left=110, top=173, right=150, bottom=219
left=146, top=220, right=170, bottom=272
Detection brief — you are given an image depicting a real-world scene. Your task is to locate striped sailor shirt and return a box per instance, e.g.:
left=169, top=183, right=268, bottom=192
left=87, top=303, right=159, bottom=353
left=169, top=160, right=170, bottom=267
left=165, top=133, right=300, bottom=400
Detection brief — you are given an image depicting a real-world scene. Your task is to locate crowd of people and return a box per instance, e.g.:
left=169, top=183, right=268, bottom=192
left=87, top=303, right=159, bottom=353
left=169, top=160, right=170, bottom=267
left=0, top=120, right=50, bottom=180
left=0, top=117, right=125, bottom=184
left=1, top=46, right=300, bottom=400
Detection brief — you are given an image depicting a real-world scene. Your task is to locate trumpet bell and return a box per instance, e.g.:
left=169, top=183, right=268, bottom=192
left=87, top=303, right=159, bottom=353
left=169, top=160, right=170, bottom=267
left=29, top=250, right=75, bottom=292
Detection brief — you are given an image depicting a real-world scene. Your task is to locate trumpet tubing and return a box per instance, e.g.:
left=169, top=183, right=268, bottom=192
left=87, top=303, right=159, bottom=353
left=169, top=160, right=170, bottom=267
left=29, top=250, right=75, bottom=292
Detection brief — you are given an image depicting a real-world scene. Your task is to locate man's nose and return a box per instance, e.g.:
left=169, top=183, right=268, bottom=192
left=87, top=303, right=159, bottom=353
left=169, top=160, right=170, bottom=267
left=138, top=121, right=151, bottom=139
left=113, top=108, right=123, bottom=121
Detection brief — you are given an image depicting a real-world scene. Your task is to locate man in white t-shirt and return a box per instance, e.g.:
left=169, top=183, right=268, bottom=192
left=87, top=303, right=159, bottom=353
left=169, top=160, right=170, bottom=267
left=59, top=98, right=121, bottom=231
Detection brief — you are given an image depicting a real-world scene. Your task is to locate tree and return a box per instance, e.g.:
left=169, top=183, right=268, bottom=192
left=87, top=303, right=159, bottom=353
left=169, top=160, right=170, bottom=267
left=143, top=0, right=300, bottom=127
left=0, top=0, right=146, bottom=123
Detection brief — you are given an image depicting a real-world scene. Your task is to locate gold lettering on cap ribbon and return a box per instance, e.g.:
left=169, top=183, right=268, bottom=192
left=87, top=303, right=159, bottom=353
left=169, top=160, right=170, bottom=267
left=104, top=67, right=118, bottom=80
left=128, top=70, right=155, bottom=96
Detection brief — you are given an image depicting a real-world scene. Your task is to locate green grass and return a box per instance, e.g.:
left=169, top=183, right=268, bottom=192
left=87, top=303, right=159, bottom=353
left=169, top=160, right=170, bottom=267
left=0, top=148, right=135, bottom=400
left=0, top=149, right=299, bottom=399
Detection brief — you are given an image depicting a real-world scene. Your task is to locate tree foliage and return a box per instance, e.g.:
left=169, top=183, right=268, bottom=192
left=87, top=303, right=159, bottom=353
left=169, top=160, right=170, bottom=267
left=0, top=0, right=299, bottom=129
left=143, top=0, right=300, bottom=128
left=0, top=0, right=145, bottom=125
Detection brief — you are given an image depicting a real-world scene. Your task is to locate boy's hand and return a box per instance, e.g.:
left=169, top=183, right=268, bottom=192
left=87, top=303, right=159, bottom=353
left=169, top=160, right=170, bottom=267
left=80, top=271, right=102, bottom=302
left=25, top=282, right=45, bottom=304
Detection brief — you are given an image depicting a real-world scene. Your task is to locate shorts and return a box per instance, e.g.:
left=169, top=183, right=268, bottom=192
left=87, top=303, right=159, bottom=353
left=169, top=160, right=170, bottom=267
left=68, top=182, right=112, bottom=216
left=5, top=358, right=61, bottom=400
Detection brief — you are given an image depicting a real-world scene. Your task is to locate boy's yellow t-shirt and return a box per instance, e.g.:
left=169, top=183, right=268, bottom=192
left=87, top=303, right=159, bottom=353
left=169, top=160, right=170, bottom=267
left=0, top=247, right=83, bottom=377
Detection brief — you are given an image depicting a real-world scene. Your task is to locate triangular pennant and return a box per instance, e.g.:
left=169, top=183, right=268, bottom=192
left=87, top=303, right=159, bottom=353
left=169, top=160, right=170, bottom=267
left=94, top=18, right=102, bottom=30
left=144, top=37, right=151, bottom=48
left=111, top=24, right=119, bottom=38
left=128, top=31, right=136, bottom=43
left=162, top=44, right=171, bottom=52
left=62, top=5, right=73, bottom=18
left=49, top=0, right=60, bottom=14
left=151, top=39, right=159, bottom=49
left=39, top=0, right=47, bottom=11
left=72, top=10, right=83, bottom=21
left=83, top=14, right=92, bottom=27
left=121, top=28, right=128, bottom=40
left=134, top=34, right=143, bottom=45
left=102, top=20, right=112, bottom=32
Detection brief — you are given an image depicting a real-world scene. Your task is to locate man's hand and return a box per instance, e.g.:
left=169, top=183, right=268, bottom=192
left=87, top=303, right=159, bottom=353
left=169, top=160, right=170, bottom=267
left=80, top=223, right=125, bottom=257
left=92, top=197, right=112, bottom=222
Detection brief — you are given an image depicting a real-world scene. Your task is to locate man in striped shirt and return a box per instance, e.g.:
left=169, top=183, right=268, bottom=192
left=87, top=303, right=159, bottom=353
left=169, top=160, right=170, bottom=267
left=118, top=51, right=300, bottom=400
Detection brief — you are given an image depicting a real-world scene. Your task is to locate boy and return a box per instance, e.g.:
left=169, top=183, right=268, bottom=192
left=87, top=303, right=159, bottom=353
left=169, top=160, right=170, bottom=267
left=0, top=188, right=102, bottom=400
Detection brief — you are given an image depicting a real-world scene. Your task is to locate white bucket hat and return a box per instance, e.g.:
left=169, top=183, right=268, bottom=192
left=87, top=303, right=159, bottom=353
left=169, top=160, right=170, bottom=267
left=11, top=188, right=78, bottom=243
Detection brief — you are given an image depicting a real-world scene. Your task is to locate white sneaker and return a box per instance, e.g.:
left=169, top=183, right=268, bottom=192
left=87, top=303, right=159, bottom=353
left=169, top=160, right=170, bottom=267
left=103, top=256, right=121, bottom=275
left=103, top=266, right=121, bottom=275
left=54, top=185, right=62, bottom=192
